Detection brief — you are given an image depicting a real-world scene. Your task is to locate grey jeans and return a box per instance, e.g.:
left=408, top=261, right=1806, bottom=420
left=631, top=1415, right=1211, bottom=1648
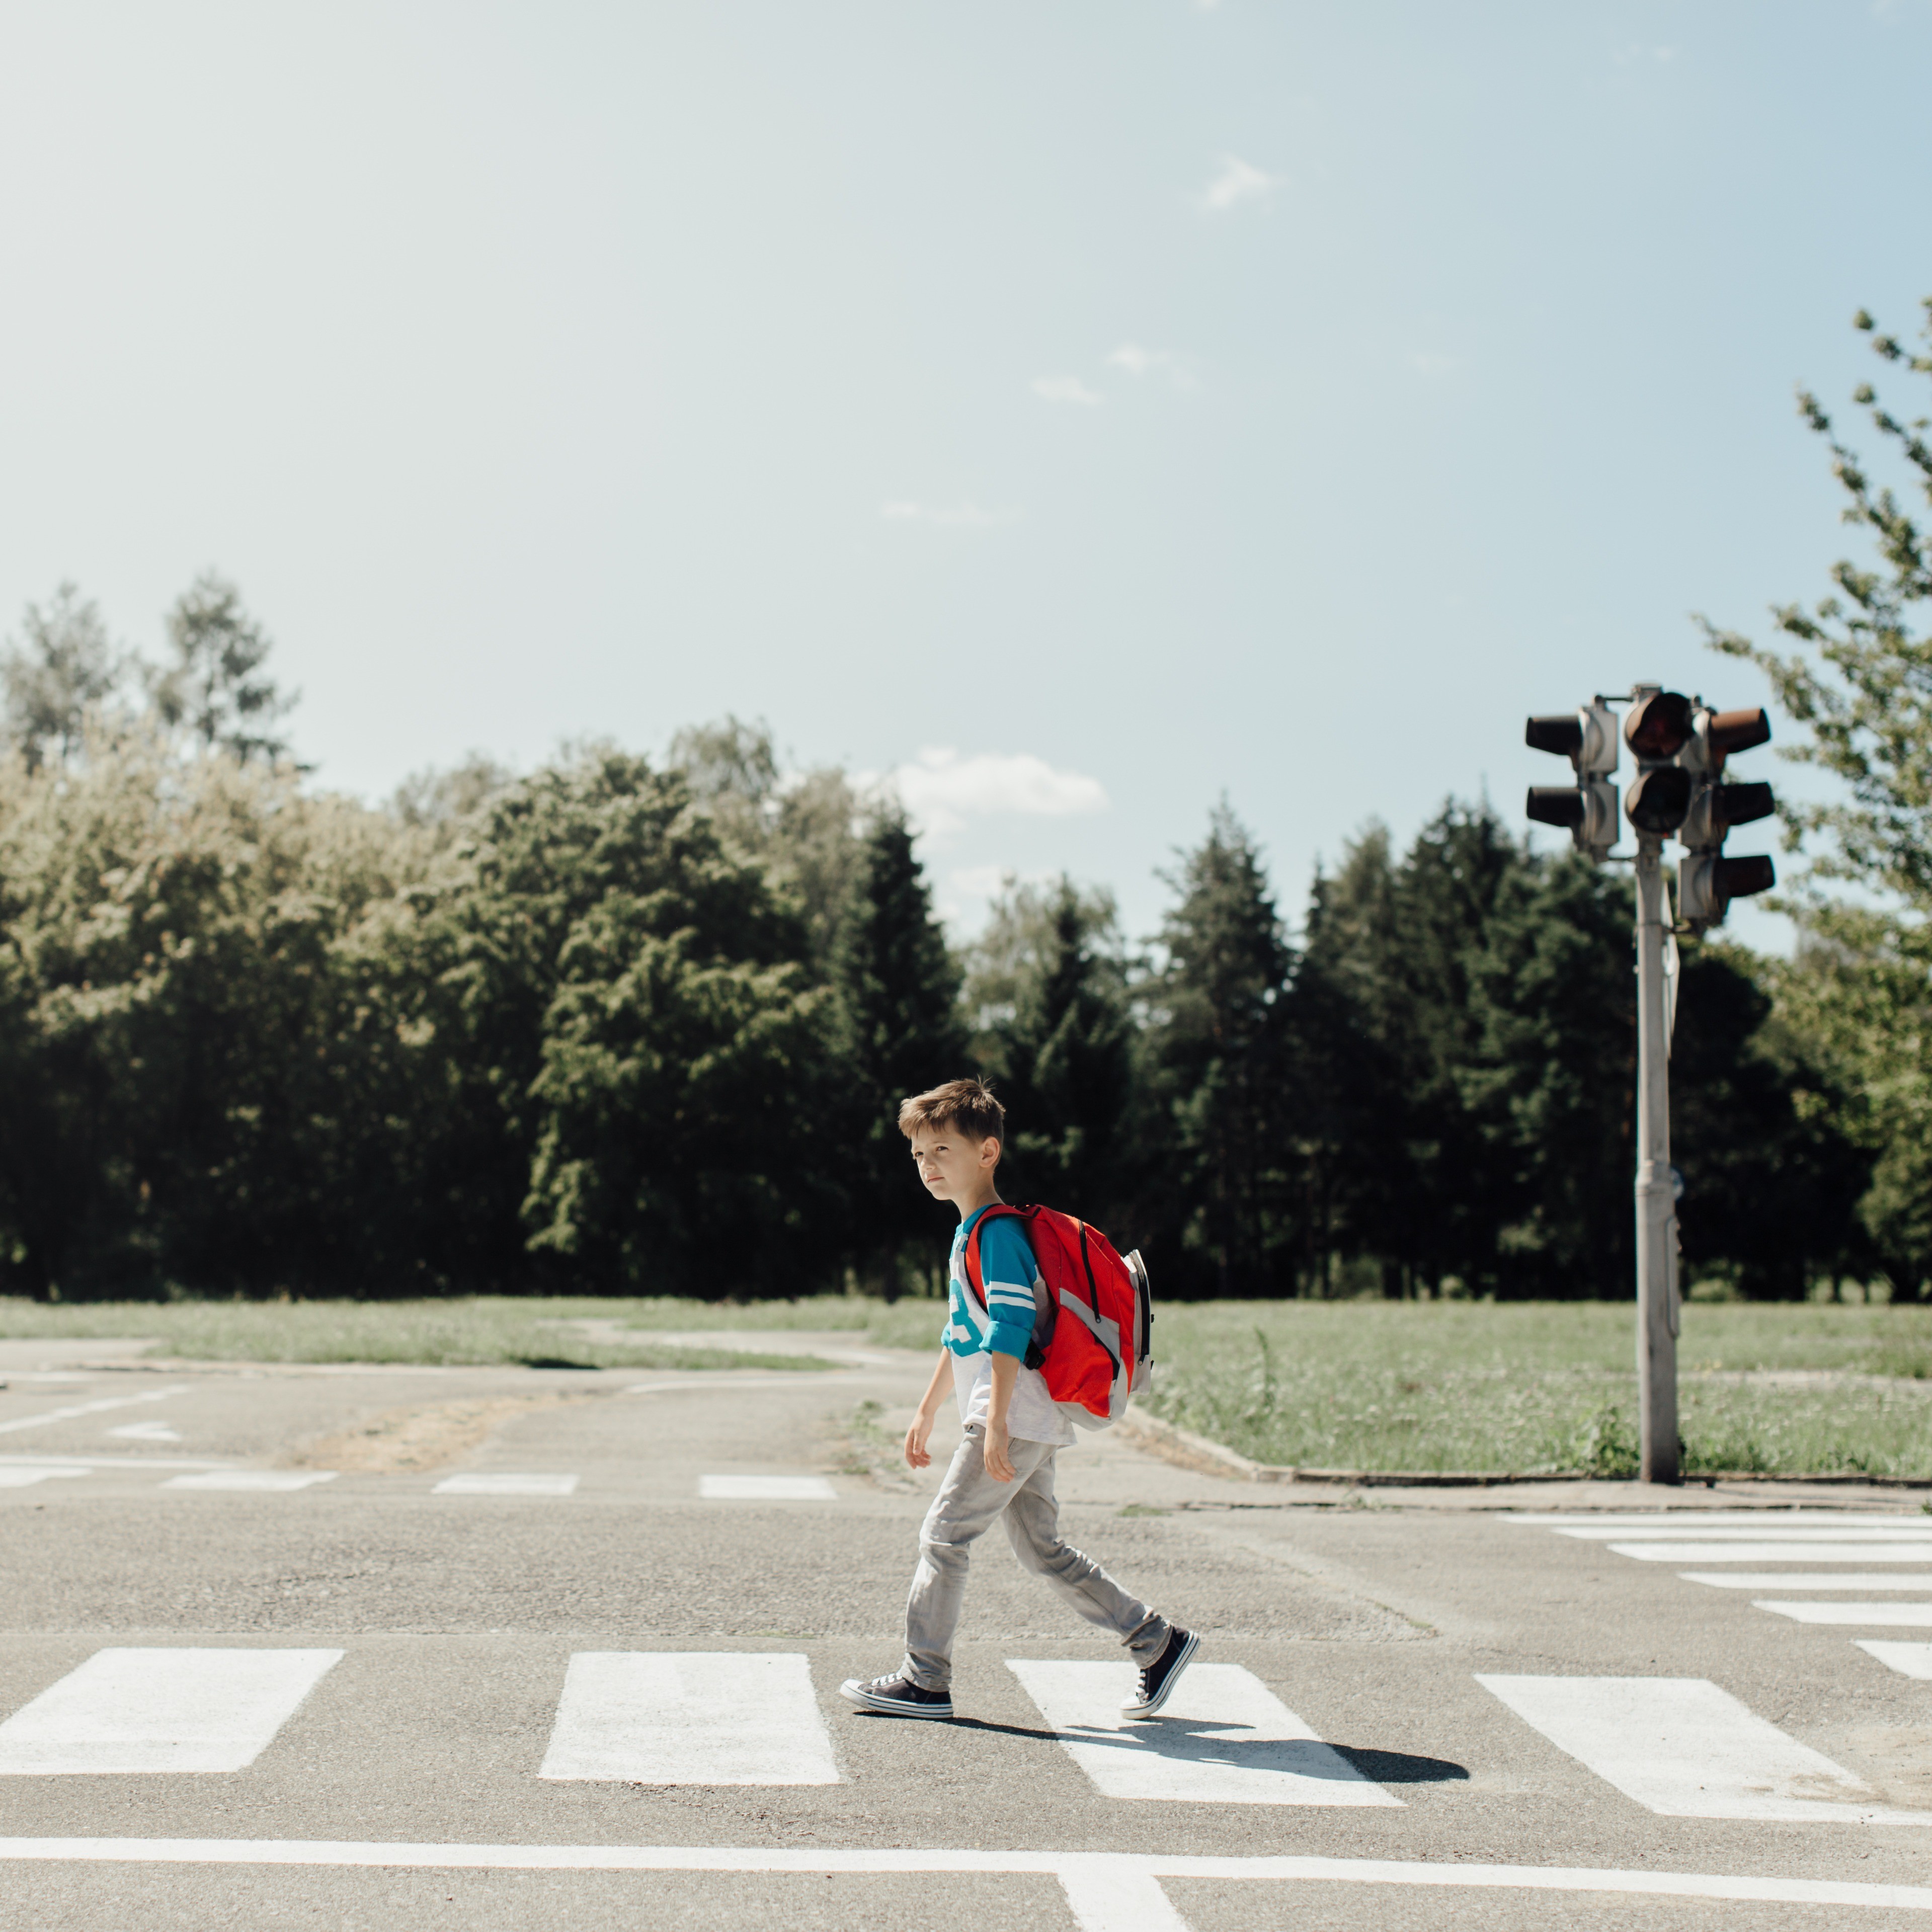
left=901, top=1424, right=1170, bottom=1693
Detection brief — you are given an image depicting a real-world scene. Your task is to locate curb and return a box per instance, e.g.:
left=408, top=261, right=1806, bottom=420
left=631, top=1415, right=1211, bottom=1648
left=1116, top=1409, right=1932, bottom=1491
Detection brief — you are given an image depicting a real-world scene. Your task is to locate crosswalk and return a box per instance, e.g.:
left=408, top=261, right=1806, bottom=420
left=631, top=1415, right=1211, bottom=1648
left=0, top=1641, right=1918, bottom=1826
left=1008, top=1659, right=1399, bottom=1806
left=0, top=1465, right=845, bottom=1499
left=1505, top=1508, right=1932, bottom=1682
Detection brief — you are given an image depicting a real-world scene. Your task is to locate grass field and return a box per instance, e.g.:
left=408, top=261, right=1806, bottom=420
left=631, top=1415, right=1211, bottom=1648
left=6, top=1293, right=1932, bottom=1477
left=0, top=1296, right=843, bottom=1372
left=1136, top=1301, right=1932, bottom=1480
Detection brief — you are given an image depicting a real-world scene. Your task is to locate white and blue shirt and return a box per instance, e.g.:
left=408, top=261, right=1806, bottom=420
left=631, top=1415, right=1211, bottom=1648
left=944, top=1206, right=1075, bottom=1447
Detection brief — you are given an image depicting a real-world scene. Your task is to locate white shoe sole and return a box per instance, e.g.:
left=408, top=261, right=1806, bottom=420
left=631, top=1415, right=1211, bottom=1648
left=838, top=1679, right=954, bottom=1719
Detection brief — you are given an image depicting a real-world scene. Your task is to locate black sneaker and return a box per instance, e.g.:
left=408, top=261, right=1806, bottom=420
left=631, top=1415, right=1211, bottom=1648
left=1121, top=1626, right=1199, bottom=1717
left=838, top=1672, right=954, bottom=1719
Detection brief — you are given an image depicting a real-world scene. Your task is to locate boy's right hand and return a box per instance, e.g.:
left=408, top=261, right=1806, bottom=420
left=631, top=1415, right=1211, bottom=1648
left=904, top=1410, right=935, bottom=1470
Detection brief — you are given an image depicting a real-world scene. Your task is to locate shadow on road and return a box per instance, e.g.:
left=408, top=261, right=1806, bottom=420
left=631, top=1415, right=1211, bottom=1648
left=1330, top=1746, right=1471, bottom=1784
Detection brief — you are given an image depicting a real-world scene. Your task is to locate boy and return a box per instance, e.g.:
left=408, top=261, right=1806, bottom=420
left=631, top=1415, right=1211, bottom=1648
left=839, top=1077, right=1197, bottom=1721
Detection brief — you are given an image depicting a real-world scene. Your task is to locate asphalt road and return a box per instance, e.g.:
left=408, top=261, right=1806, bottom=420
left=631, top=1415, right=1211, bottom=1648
left=2, top=1334, right=1930, bottom=1930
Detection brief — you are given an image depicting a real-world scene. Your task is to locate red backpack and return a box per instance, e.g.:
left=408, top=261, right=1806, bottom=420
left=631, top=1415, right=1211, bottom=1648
left=961, top=1204, right=1153, bottom=1428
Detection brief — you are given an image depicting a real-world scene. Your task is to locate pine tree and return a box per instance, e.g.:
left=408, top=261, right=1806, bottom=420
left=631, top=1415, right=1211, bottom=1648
left=970, top=877, right=1136, bottom=1223
left=1147, top=806, right=1295, bottom=1297
left=842, top=807, right=965, bottom=1293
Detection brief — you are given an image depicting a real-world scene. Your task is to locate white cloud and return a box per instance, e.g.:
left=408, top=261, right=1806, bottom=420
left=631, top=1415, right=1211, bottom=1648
left=1032, top=374, right=1104, bottom=407
left=1200, top=153, right=1278, bottom=213
left=1106, top=342, right=1199, bottom=389
left=1407, top=351, right=1457, bottom=376
left=1613, top=42, right=1677, bottom=63
left=878, top=500, right=1018, bottom=527
left=868, top=748, right=1110, bottom=840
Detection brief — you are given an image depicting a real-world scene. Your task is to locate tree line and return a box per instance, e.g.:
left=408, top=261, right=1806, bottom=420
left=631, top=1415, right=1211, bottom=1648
left=4, top=297, right=1929, bottom=1306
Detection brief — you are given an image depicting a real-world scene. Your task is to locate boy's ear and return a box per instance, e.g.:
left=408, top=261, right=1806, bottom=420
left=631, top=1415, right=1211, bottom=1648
left=979, top=1134, right=1001, bottom=1170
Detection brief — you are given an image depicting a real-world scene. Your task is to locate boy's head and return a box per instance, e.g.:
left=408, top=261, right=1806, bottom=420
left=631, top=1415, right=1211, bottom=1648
left=898, top=1078, right=1004, bottom=1205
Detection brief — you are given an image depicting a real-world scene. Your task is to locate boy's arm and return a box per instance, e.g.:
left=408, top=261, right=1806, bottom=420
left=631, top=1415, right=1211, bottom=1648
left=904, top=1348, right=954, bottom=1470
left=983, top=1349, right=1019, bottom=1483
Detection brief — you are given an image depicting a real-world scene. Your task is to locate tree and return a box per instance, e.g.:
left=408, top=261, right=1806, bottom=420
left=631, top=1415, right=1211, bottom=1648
left=964, top=874, right=1137, bottom=1233
left=1144, top=807, right=1295, bottom=1297
left=1, top=584, right=121, bottom=771
left=1701, top=299, right=1932, bottom=1295
left=840, top=806, right=965, bottom=1293
left=154, top=573, right=295, bottom=763
left=1462, top=852, right=1634, bottom=1298
left=426, top=747, right=840, bottom=1297
left=1702, top=299, right=1932, bottom=903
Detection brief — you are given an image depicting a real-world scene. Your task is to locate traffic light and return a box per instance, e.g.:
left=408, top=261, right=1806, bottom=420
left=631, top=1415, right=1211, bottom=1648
left=1676, top=705, right=1776, bottom=930
left=1524, top=701, right=1619, bottom=859
left=1622, top=688, right=1695, bottom=836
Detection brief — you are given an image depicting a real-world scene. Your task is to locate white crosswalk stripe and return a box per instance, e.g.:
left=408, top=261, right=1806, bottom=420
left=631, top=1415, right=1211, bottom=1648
left=1610, top=1540, right=1932, bottom=1564
left=0, top=1648, right=342, bottom=1774
left=1757, top=1600, right=1932, bottom=1626
left=163, top=1471, right=338, bottom=1491
left=1006, top=1659, right=1399, bottom=1807
left=1476, top=1673, right=1924, bottom=1822
left=1856, top=1641, right=1932, bottom=1679
left=698, top=1474, right=837, bottom=1499
left=1682, top=1571, right=1932, bottom=1590
left=539, top=1652, right=839, bottom=1784
left=0, top=1468, right=87, bottom=1488
left=432, top=1473, right=578, bottom=1495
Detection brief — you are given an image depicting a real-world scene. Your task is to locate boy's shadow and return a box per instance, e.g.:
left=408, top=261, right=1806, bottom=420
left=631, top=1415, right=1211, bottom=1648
left=910, top=1716, right=1469, bottom=1784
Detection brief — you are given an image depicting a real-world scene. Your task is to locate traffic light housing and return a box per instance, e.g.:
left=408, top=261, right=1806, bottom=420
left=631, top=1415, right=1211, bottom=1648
left=1622, top=688, right=1695, bottom=837
left=1524, top=701, right=1619, bottom=859
left=1676, top=705, right=1776, bottom=930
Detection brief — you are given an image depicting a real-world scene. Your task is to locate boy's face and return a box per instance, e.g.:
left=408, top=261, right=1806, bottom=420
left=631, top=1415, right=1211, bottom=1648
left=909, top=1121, right=1000, bottom=1202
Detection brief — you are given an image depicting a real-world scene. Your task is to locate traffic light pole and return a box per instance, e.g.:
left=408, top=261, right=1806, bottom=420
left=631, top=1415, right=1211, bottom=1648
left=1632, top=834, right=1680, bottom=1484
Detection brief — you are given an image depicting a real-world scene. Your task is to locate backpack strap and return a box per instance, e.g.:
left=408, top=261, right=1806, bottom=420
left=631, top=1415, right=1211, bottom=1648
left=960, top=1203, right=1025, bottom=1309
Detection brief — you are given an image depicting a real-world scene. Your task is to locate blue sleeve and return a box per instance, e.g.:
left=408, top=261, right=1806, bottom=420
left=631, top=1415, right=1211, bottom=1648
left=978, top=1219, right=1040, bottom=1360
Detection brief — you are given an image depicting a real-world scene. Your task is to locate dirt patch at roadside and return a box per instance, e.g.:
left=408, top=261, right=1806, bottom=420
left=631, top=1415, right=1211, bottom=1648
left=284, top=1390, right=598, bottom=1473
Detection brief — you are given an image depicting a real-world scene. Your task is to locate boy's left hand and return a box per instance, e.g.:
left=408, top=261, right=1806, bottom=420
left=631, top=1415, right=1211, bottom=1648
left=983, top=1418, right=1016, bottom=1483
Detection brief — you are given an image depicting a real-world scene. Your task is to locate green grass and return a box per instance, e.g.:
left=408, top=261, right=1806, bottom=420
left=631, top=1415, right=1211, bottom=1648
left=1138, top=1301, right=1932, bottom=1478
left=11, top=1291, right=1932, bottom=1474
left=0, top=1296, right=843, bottom=1372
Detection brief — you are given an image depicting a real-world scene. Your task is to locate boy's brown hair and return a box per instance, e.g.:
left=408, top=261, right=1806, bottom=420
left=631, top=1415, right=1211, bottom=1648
left=897, top=1077, right=1005, bottom=1146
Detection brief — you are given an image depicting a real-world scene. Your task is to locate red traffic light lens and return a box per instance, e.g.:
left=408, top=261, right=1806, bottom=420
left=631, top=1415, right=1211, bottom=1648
left=1626, top=765, right=1692, bottom=834
left=1624, top=691, right=1694, bottom=759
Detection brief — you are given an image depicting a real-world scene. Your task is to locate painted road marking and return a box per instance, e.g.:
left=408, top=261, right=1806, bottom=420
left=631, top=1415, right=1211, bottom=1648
left=162, top=1471, right=338, bottom=1492
left=1507, top=1512, right=1918, bottom=1528
left=0, top=1842, right=1928, bottom=1924
left=0, top=1388, right=188, bottom=1436
left=107, top=1422, right=182, bottom=1442
left=0, top=1467, right=88, bottom=1488
left=1683, top=1571, right=1932, bottom=1590
left=1477, top=1673, right=1926, bottom=1822
left=1857, top=1642, right=1932, bottom=1680
left=0, top=1649, right=342, bottom=1774
left=1560, top=1525, right=1932, bottom=1543
left=1006, top=1659, right=1398, bottom=1808
left=1757, top=1601, right=1932, bottom=1626
left=0, top=1454, right=230, bottom=1470
left=539, top=1653, right=839, bottom=1785
left=1611, top=1542, right=1932, bottom=1564
left=698, top=1475, right=837, bottom=1500
left=432, top=1473, right=579, bottom=1496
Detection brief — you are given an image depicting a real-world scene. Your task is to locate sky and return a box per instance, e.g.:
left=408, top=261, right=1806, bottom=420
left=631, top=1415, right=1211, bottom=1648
left=3, top=2, right=1930, bottom=951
